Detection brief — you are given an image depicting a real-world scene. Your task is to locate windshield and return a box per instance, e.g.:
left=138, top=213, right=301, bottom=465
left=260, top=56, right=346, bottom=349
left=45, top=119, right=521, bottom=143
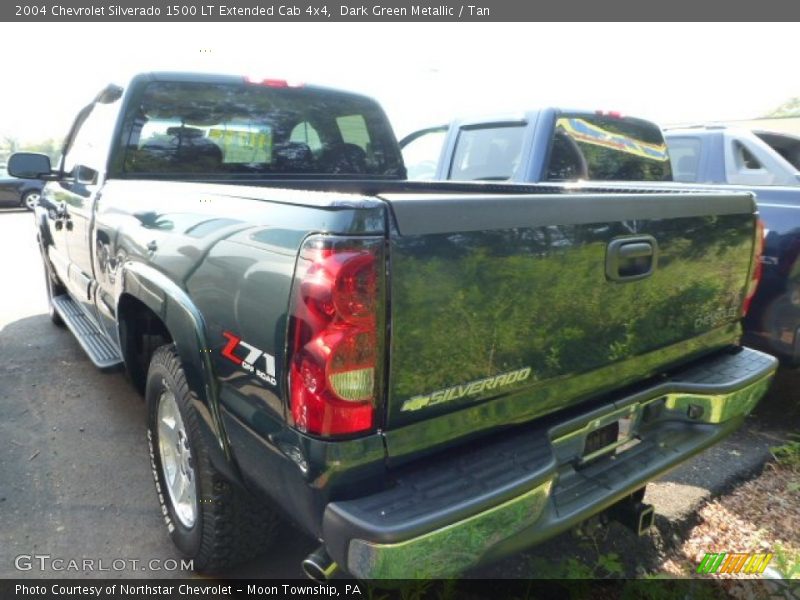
left=119, top=81, right=404, bottom=179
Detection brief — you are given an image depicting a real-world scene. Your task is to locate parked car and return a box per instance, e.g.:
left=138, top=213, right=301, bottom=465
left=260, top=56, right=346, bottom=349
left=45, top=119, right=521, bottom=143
left=399, top=108, right=673, bottom=183
left=664, top=126, right=800, bottom=364
left=0, top=161, right=43, bottom=209
left=8, top=72, right=776, bottom=580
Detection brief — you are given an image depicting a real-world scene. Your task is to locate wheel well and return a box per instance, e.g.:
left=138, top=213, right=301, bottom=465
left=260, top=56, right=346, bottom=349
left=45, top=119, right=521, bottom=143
left=117, top=294, right=173, bottom=395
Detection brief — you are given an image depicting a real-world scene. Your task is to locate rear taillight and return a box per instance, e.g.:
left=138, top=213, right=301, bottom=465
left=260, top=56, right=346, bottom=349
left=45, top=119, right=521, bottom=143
left=288, top=236, right=384, bottom=436
left=742, top=218, right=765, bottom=317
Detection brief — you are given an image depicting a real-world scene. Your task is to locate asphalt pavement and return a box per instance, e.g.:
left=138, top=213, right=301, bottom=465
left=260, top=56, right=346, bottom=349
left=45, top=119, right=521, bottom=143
left=0, top=207, right=795, bottom=580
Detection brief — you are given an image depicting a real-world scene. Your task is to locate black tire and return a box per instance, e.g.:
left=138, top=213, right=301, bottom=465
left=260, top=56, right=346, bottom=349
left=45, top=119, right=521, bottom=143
left=145, top=344, right=280, bottom=572
left=21, top=190, right=40, bottom=211
left=42, top=247, right=66, bottom=327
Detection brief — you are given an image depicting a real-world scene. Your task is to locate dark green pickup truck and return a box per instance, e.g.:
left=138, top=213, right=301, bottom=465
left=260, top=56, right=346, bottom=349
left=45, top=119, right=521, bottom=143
left=8, top=72, right=777, bottom=580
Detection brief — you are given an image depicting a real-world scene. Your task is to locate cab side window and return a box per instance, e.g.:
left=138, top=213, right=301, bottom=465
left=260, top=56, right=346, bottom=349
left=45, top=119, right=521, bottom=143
left=449, top=125, right=525, bottom=181
left=725, top=136, right=775, bottom=186
left=734, top=142, right=762, bottom=171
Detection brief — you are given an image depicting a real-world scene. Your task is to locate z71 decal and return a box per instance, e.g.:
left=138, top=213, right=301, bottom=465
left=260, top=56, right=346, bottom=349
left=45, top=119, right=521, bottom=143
left=221, top=331, right=277, bottom=386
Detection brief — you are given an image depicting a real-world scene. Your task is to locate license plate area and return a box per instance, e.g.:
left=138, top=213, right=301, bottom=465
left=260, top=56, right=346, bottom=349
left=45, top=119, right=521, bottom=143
left=579, top=414, right=640, bottom=466
left=584, top=421, right=619, bottom=455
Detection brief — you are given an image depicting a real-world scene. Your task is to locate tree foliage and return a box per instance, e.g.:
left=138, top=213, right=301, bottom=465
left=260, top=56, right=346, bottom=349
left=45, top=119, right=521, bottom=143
left=0, top=136, right=61, bottom=164
left=764, top=97, right=800, bottom=118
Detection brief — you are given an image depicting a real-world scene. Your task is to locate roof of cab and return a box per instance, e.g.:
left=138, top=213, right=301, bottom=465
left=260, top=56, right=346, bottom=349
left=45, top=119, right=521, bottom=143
left=125, top=71, right=377, bottom=103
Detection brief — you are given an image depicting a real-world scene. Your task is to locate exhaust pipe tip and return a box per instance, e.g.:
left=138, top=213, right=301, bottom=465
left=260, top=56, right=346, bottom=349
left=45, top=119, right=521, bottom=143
left=302, top=547, right=338, bottom=581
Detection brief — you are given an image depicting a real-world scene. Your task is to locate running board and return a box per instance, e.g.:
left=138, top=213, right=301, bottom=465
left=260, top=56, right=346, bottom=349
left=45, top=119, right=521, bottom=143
left=52, top=294, right=123, bottom=370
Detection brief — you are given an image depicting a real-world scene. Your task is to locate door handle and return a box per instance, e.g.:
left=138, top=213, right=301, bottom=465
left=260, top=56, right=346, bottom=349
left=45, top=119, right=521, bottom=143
left=618, top=242, right=653, bottom=260
left=606, top=236, right=658, bottom=282
left=54, top=204, right=73, bottom=230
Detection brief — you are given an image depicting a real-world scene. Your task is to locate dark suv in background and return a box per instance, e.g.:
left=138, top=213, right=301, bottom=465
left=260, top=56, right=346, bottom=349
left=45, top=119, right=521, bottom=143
left=0, top=162, right=44, bottom=210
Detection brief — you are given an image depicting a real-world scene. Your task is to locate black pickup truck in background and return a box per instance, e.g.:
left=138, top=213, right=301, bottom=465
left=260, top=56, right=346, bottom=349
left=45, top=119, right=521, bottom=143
left=8, top=73, right=777, bottom=579
left=399, top=108, right=672, bottom=183
left=665, top=126, right=800, bottom=364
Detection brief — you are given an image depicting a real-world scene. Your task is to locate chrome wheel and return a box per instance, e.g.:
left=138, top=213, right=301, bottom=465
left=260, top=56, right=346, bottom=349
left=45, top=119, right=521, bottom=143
left=157, top=386, right=198, bottom=528
left=23, top=192, right=40, bottom=210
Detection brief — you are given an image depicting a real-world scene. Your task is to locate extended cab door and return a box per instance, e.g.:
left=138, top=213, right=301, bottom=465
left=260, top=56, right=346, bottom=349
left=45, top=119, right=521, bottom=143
left=52, top=101, right=118, bottom=322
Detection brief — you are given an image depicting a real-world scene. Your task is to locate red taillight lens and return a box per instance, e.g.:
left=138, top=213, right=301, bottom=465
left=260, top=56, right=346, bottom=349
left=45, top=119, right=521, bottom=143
left=742, top=219, right=765, bottom=317
left=289, top=236, right=383, bottom=436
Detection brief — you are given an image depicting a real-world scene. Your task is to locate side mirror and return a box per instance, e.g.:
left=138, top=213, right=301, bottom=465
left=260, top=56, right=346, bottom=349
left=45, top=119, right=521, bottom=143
left=8, top=152, right=53, bottom=180
left=74, top=165, right=98, bottom=185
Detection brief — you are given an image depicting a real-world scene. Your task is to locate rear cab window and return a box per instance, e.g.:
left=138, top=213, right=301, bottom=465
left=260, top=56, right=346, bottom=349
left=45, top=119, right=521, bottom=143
left=545, top=114, right=672, bottom=182
left=117, top=79, right=404, bottom=179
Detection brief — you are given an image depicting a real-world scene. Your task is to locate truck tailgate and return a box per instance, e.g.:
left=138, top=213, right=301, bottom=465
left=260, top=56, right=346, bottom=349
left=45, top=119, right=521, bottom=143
left=379, top=190, right=757, bottom=458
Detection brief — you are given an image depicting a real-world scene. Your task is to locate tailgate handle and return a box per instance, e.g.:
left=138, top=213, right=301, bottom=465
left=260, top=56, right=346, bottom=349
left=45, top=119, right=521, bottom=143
left=618, top=243, right=653, bottom=260
left=606, top=236, right=658, bottom=282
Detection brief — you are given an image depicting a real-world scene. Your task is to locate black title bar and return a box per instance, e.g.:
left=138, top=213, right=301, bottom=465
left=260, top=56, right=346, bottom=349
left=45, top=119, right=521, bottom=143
left=3, top=578, right=798, bottom=600
left=4, top=0, right=800, bottom=21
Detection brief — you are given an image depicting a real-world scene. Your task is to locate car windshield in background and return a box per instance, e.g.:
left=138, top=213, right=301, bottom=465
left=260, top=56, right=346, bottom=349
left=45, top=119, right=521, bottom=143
left=120, top=81, right=404, bottom=178
left=449, top=124, right=525, bottom=181
left=545, top=115, right=672, bottom=182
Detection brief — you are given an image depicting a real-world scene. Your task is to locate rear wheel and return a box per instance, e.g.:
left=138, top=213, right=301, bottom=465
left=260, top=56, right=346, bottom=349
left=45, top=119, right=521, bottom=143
left=21, top=190, right=40, bottom=211
left=146, top=344, right=280, bottom=571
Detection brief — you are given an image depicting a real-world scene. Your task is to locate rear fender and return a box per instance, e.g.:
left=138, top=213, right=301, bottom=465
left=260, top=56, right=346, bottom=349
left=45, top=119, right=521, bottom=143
left=116, top=260, right=242, bottom=485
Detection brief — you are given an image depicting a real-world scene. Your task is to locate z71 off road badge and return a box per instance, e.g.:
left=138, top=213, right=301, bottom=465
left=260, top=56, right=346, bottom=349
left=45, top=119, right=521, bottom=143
left=221, top=331, right=277, bottom=386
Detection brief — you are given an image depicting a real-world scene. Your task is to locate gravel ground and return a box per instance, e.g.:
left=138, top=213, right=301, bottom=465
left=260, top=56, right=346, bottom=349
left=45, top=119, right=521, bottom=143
left=0, top=207, right=796, bottom=581
left=659, top=457, right=799, bottom=599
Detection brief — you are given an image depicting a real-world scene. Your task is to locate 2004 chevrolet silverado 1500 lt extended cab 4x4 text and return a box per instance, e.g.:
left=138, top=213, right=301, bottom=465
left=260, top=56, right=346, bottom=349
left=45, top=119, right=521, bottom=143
left=8, top=72, right=777, bottom=580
